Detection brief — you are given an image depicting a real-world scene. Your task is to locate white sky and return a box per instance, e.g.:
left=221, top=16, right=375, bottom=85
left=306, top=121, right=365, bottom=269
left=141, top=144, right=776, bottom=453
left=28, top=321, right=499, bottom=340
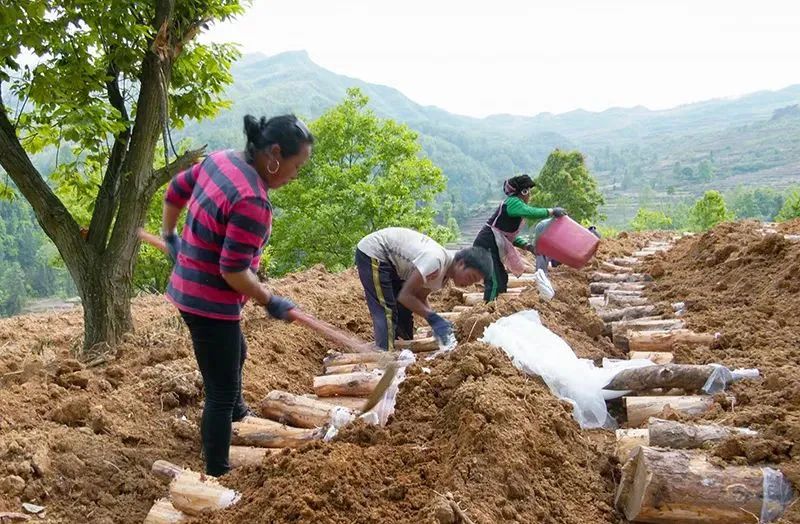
left=203, top=0, right=800, bottom=117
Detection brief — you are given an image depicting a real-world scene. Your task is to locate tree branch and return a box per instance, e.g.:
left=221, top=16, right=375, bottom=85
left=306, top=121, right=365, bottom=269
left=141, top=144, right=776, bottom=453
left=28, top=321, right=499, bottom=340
left=0, top=82, right=88, bottom=271
left=87, top=62, right=131, bottom=251
left=147, top=146, right=205, bottom=196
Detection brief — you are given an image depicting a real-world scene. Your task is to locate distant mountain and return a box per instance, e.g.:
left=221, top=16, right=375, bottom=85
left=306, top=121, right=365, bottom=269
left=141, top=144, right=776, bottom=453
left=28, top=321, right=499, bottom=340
left=181, top=51, right=800, bottom=225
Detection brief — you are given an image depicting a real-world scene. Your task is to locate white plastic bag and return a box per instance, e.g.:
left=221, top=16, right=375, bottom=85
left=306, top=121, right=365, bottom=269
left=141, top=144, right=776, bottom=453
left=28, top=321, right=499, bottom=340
left=359, top=350, right=416, bottom=426
left=480, top=310, right=653, bottom=428
left=534, top=269, right=555, bottom=301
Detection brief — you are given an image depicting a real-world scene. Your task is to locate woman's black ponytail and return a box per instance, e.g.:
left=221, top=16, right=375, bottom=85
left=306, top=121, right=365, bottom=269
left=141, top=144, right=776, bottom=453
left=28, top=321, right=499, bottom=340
left=243, top=114, right=314, bottom=162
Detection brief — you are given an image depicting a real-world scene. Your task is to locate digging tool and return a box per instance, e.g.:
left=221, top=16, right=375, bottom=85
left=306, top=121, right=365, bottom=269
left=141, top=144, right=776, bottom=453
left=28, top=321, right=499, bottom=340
left=137, top=228, right=400, bottom=412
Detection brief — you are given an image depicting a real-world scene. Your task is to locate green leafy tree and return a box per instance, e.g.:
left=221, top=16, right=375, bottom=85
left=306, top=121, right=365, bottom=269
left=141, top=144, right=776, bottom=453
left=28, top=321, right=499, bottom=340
left=269, top=88, right=453, bottom=275
left=689, top=190, right=734, bottom=231
left=776, top=188, right=800, bottom=222
left=0, top=261, right=27, bottom=316
left=630, top=208, right=673, bottom=231
left=728, top=187, right=784, bottom=221
left=0, top=1, right=243, bottom=352
left=532, top=149, right=605, bottom=224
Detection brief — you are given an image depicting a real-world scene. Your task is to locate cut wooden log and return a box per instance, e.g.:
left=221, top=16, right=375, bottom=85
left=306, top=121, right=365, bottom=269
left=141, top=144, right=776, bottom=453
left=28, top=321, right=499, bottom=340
left=463, top=292, right=485, bottom=305
left=598, top=305, right=657, bottom=323
left=600, top=261, right=630, bottom=273
left=152, top=459, right=187, bottom=481
left=590, top=281, right=649, bottom=295
left=611, top=256, right=639, bottom=267
left=590, top=271, right=653, bottom=283
left=260, top=390, right=351, bottom=428
left=324, top=362, right=384, bottom=375
left=507, top=276, right=535, bottom=288
left=647, top=418, right=757, bottom=449
left=615, top=428, right=650, bottom=463
left=605, top=294, right=649, bottom=308
left=588, top=296, right=605, bottom=309
left=232, top=420, right=324, bottom=448
left=604, top=315, right=667, bottom=337
left=303, top=394, right=368, bottom=412
left=605, top=289, right=644, bottom=297
left=395, top=336, right=438, bottom=353
left=229, top=445, right=280, bottom=468
left=415, top=328, right=432, bottom=339
left=612, top=318, right=685, bottom=349
left=313, top=371, right=383, bottom=397
left=452, top=305, right=472, bottom=312
left=503, top=286, right=525, bottom=294
left=144, top=499, right=187, bottom=524
left=628, top=351, right=674, bottom=365
left=624, top=395, right=718, bottom=426
left=323, top=351, right=399, bottom=369
left=605, top=364, right=718, bottom=392
left=615, top=446, right=792, bottom=523
left=628, top=330, right=716, bottom=351
left=170, top=470, right=240, bottom=516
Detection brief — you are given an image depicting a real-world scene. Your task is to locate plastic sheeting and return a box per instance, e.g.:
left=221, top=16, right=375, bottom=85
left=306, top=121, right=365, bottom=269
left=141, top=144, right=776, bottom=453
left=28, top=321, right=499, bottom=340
left=761, top=467, right=796, bottom=523
left=480, top=310, right=653, bottom=429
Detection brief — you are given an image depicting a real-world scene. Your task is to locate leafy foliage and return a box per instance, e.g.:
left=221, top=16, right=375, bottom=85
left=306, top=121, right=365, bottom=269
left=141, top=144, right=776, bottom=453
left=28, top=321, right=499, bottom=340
left=727, top=186, right=785, bottom=221
left=689, top=191, right=734, bottom=231
left=630, top=208, right=673, bottom=231
left=532, top=149, right=605, bottom=224
left=776, top=187, right=800, bottom=222
left=269, top=88, right=454, bottom=275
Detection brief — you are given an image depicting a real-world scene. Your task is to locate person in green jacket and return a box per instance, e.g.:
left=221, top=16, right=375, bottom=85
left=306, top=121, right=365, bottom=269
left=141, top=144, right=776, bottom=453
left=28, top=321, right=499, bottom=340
left=472, top=175, right=566, bottom=302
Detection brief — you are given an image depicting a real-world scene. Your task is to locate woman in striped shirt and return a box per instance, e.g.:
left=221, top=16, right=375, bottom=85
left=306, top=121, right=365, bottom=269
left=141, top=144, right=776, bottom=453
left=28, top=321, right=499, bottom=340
left=160, top=114, right=314, bottom=476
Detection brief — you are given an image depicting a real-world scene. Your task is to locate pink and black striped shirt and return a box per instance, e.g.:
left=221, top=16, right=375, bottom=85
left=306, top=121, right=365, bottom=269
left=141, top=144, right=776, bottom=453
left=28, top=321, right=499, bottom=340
left=165, top=150, right=271, bottom=320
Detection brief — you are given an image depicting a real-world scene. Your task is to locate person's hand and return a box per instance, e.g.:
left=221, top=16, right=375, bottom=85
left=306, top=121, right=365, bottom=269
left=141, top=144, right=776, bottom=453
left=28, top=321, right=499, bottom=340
left=550, top=207, right=567, bottom=218
left=425, top=312, right=453, bottom=345
left=265, top=295, right=296, bottom=321
left=162, top=231, right=181, bottom=262
left=524, top=243, right=537, bottom=254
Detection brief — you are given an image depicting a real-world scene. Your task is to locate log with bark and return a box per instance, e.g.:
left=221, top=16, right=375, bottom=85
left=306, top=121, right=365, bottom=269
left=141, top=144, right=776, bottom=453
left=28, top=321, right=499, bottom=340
left=452, top=305, right=472, bottom=312
left=590, top=281, right=649, bottom=295
left=313, top=371, right=383, bottom=398
left=628, top=351, right=674, bottom=365
left=598, top=305, right=657, bottom=323
left=322, top=351, right=400, bottom=369
left=152, top=459, right=187, bottom=481
left=260, top=390, right=354, bottom=428
left=303, top=394, right=368, bottom=412
left=395, top=337, right=438, bottom=352
left=600, top=261, right=630, bottom=273
left=628, top=330, right=716, bottom=351
left=611, top=318, right=684, bottom=348
left=323, top=361, right=384, bottom=375
left=615, top=428, right=650, bottom=463
left=624, top=395, right=719, bottom=426
left=604, top=316, right=667, bottom=337
left=611, top=256, right=639, bottom=267
left=463, top=292, right=485, bottom=305
left=647, top=418, right=757, bottom=449
left=507, top=275, right=535, bottom=288
left=605, top=364, right=719, bottom=392
left=229, top=445, right=280, bottom=468
left=590, top=271, right=654, bottom=283
left=615, top=446, right=794, bottom=523
left=232, top=419, right=324, bottom=448
left=605, top=294, right=649, bottom=308
left=588, top=296, right=605, bottom=310
left=144, top=499, right=187, bottom=524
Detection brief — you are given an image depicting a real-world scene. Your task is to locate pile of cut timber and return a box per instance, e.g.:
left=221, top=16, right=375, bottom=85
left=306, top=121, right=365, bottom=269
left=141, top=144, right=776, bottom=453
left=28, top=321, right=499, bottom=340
left=591, top=237, right=795, bottom=522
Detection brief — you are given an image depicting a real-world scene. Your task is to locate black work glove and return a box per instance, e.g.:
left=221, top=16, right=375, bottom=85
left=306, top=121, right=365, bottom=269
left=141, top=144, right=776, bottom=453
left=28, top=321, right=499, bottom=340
left=266, top=295, right=296, bottom=321
left=162, top=231, right=181, bottom=263
left=425, top=312, right=453, bottom=345
left=550, top=207, right=567, bottom=218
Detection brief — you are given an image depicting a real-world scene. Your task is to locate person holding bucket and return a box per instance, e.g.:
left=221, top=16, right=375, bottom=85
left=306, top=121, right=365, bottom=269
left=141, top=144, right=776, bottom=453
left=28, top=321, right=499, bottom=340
left=472, top=175, right=566, bottom=302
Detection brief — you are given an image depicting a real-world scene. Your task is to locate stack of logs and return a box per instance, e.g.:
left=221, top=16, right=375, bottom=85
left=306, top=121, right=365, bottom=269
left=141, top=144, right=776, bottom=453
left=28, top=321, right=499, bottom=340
left=144, top=273, right=541, bottom=522
left=592, top=237, right=794, bottom=522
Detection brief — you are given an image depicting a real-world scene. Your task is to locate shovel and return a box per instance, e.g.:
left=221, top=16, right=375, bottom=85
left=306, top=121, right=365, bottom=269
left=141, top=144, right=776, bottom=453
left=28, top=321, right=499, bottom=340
left=137, top=228, right=400, bottom=412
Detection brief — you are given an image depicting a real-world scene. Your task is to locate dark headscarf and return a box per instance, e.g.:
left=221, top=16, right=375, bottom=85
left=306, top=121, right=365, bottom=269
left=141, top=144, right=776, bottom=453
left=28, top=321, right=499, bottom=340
left=503, top=174, right=535, bottom=196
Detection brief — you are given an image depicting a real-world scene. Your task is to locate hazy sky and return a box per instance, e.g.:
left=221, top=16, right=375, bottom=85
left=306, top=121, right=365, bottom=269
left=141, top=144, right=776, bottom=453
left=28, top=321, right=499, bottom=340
left=204, top=0, right=800, bottom=117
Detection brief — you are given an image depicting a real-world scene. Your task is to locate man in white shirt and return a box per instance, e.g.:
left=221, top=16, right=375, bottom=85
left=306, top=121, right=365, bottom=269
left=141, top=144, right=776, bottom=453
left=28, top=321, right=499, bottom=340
left=356, top=227, right=492, bottom=350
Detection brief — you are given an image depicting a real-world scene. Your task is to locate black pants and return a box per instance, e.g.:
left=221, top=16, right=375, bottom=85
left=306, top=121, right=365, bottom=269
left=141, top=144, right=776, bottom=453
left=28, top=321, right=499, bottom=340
left=355, top=248, right=414, bottom=350
left=180, top=311, right=250, bottom=476
left=474, top=227, right=507, bottom=302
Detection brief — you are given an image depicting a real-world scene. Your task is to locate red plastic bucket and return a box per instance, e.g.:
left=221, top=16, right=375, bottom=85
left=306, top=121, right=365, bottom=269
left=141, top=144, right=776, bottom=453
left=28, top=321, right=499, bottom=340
left=534, top=216, right=600, bottom=269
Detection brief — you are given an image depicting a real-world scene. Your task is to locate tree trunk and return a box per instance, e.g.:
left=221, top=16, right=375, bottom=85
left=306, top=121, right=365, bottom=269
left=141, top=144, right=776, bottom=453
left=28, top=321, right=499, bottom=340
left=170, top=471, right=240, bottom=516
left=77, top=260, right=134, bottom=353
left=590, top=271, right=653, bottom=283
left=324, top=362, right=384, bottom=375
left=605, top=294, right=649, bottom=308
left=590, top=281, right=648, bottom=294
left=612, top=319, right=685, bottom=350
left=323, top=351, right=401, bottom=370
left=395, top=337, right=438, bottom=352
left=231, top=420, right=323, bottom=448
left=605, top=364, right=717, bottom=392
left=615, top=447, right=793, bottom=523
left=615, top=428, right=650, bottom=463
left=229, top=446, right=279, bottom=468
left=647, top=419, right=757, bottom=449
left=303, top=394, right=369, bottom=412
left=598, top=305, right=658, bottom=323
left=144, top=499, right=187, bottom=524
